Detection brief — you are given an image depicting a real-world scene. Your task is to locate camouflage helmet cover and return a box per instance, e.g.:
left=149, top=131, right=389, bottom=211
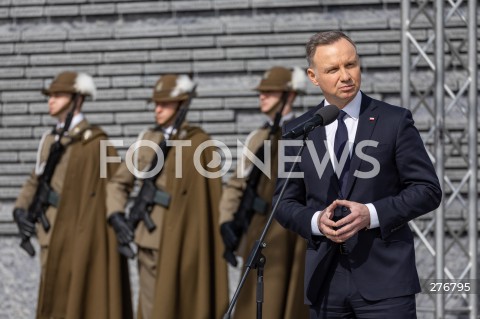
left=152, top=74, right=195, bottom=103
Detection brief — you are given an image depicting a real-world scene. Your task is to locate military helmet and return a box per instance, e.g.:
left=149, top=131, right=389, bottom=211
left=42, top=71, right=96, bottom=99
left=255, top=66, right=307, bottom=94
left=152, top=74, right=195, bottom=103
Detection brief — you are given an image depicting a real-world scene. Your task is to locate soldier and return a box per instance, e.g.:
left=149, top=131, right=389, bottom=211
left=12, top=71, right=133, bottom=319
left=219, top=66, right=310, bottom=318
left=106, top=74, right=228, bottom=319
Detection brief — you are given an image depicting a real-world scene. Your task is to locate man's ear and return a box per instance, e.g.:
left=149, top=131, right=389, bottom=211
left=307, top=68, right=319, bottom=87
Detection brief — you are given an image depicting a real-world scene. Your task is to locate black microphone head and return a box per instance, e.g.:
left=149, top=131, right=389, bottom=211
left=315, top=104, right=339, bottom=126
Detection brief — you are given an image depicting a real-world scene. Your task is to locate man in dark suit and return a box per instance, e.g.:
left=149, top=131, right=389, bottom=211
left=274, top=31, right=442, bottom=318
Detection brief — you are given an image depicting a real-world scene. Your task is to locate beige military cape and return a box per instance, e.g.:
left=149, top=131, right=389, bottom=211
left=219, top=126, right=309, bottom=319
left=16, top=122, right=133, bottom=319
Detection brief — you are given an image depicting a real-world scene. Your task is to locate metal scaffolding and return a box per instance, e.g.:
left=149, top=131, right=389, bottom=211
left=401, top=0, right=478, bottom=318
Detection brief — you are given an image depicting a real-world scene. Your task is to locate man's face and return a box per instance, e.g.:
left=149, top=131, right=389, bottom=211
left=307, top=38, right=361, bottom=108
left=258, top=91, right=283, bottom=116
left=48, top=92, right=72, bottom=117
left=155, top=101, right=178, bottom=127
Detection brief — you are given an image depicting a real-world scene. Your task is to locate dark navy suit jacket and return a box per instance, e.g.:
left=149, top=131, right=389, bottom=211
left=274, top=92, right=442, bottom=305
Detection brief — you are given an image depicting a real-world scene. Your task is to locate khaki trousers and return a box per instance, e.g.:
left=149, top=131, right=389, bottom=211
left=137, top=247, right=159, bottom=319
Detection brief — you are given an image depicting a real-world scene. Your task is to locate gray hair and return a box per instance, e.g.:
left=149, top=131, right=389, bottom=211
left=305, top=31, right=357, bottom=67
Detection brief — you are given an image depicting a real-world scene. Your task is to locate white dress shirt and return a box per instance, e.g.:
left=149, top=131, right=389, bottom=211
left=311, top=92, right=379, bottom=235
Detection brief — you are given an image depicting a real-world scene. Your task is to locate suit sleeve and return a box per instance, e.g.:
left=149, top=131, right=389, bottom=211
left=373, top=109, right=442, bottom=239
left=273, top=136, right=318, bottom=242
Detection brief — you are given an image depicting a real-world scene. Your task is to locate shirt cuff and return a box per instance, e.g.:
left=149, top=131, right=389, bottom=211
left=365, top=203, right=379, bottom=229
left=311, top=211, right=325, bottom=236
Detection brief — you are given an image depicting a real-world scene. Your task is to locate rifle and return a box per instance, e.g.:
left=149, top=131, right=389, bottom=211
left=20, top=96, right=78, bottom=256
left=117, top=85, right=197, bottom=258
left=221, top=92, right=289, bottom=266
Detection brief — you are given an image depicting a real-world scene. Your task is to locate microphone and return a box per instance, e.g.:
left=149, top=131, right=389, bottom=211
left=282, top=104, right=340, bottom=139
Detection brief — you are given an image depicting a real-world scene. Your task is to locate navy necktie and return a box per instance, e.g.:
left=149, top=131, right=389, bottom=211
left=334, top=110, right=351, bottom=196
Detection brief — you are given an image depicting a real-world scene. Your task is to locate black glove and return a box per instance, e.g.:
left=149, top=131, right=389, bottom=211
left=108, top=212, right=134, bottom=245
left=13, top=208, right=35, bottom=238
left=220, top=221, right=242, bottom=266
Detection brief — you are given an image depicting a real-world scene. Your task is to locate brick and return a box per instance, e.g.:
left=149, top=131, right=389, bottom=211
left=15, top=42, right=64, bottom=54
left=185, top=111, right=200, bottom=122
left=0, top=67, right=24, bottom=78
left=92, top=88, right=126, bottom=100
left=0, top=27, right=20, bottom=42
left=361, top=56, right=400, bottom=68
left=200, top=123, right=236, bottom=134
left=68, top=25, right=113, bottom=40
left=246, top=58, right=306, bottom=72
left=355, top=43, right=379, bottom=55
left=252, top=0, right=319, bottom=8
left=85, top=113, right=115, bottom=125
left=0, top=140, right=38, bottom=151
left=2, top=91, right=42, bottom=103
left=348, top=30, right=403, bottom=43
left=150, top=49, right=192, bottom=62
left=18, top=150, right=38, bottom=163
left=126, top=88, right=151, bottom=100
left=274, top=16, right=338, bottom=33
left=193, top=48, right=224, bottom=60
left=25, top=66, right=96, bottom=78
left=161, top=36, right=214, bottom=49
left=47, top=0, right=85, bottom=3
left=29, top=103, right=47, bottom=114
left=143, top=62, right=192, bottom=74
left=202, top=110, right=234, bottom=122
left=101, top=125, right=122, bottom=137
left=98, top=64, right=143, bottom=76
left=0, top=153, right=19, bottom=163
left=83, top=100, right=146, bottom=113
left=32, top=126, right=52, bottom=138
left=66, top=39, right=159, bottom=52
left=0, top=127, right=32, bottom=138
left=0, top=164, right=33, bottom=174
left=80, top=3, right=115, bottom=15
left=224, top=97, right=258, bottom=109
left=123, top=124, right=149, bottom=137
left=225, top=20, right=272, bottom=34
left=9, top=6, right=43, bottom=17
left=0, top=79, right=42, bottom=90
left=0, top=55, right=28, bottom=67
left=22, top=27, right=67, bottom=41
left=0, top=0, right=10, bottom=5
left=11, top=0, right=45, bottom=5
left=171, top=1, right=211, bottom=12
left=0, top=176, right=25, bottom=186
left=323, top=0, right=379, bottom=4
left=104, top=51, right=149, bottom=63
left=30, top=53, right=102, bottom=65
left=226, top=47, right=267, bottom=59
left=213, top=0, right=249, bottom=10
left=190, top=98, right=223, bottom=110
left=341, top=15, right=389, bottom=30
left=115, top=112, right=152, bottom=124
left=44, top=4, right=79, bottom=16
left=115, top=23, right=179, bottom=38
left=267, top=46, right=304, bottom=58
left=89, top=76, right=109, bottom=89
left=194, top=60, right=245, bottom=73
left=217, top=33, right=311, bottom=47
left=111, top=76, right=142, bottom=88
left=0, top=8, right=7, bottom=17
left=181, top=22, right=223, bottom=36
left=41, top=115, right=56, bottom=125
left=116, top=1, right=169, bottom=14
left=2, top=103, right=28, bottom=114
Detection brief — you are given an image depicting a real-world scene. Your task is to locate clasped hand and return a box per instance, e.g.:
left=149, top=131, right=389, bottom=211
left=317, top=199, right=370, bottom=243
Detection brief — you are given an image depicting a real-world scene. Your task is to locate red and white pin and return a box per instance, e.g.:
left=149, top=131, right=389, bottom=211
left=369, top=117, right=375, bottom=121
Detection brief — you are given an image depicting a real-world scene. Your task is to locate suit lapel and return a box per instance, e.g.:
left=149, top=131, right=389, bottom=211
left=344, top=93, right=379, bottom=198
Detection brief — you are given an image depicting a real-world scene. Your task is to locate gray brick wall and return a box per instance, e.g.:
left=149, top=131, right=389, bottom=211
left=0, top=0, right=478, bottom=318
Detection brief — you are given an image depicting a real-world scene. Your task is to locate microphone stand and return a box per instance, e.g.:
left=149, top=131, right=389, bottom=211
left=223, top=128, right=313, bottom=319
